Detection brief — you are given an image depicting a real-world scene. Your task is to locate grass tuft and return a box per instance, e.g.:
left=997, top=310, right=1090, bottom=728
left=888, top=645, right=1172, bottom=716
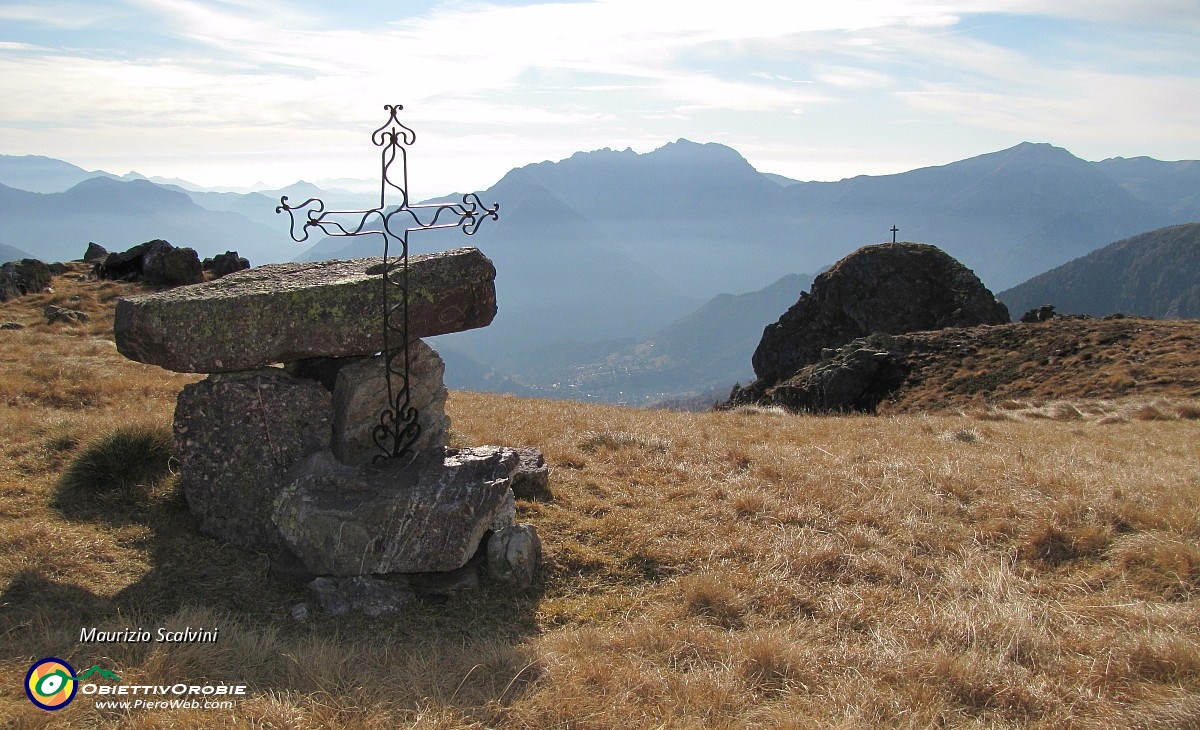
left=943, top=427, right=983, bottom=443
left=1130, top=402, right=1173, bottom=421
left=57, top=423, right=175, bottom=502
left=1175, top=402, right=1200, bottom=420
left=679, top=571, right=743, bottom=628
left=1019, top=524, right=1109, bottom=566
left=578, top=430, right=670, bottom=453
left=738, top=631, right=808, bottom=693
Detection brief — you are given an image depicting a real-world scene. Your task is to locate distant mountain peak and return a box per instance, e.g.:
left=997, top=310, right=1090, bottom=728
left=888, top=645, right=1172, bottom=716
left=926, top=141, right=1088, bottom=179
left=517, top=138, right=754, bottom=173
left=566, top=146, right=637, bottom=160
left=1011, top=141, right=1059, bottom=151
left=658, top=138, right=706, bottom=149
left=0, top=154, right=118, bottom=193
left=651, top=138, right=750, bottom=163
left=61, top=175, right=198, bottom=211
left=1000, top=141, right=1080, bottom=162
left=69, top=176, right=168, bottom=192
left=489, top=136, right=773, bottom=209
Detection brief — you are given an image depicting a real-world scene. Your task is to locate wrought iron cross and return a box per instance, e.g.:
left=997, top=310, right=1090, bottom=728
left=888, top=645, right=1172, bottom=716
left=891, top=225, right=899, bottom=243
left=277, top=104, right=499, bottom=461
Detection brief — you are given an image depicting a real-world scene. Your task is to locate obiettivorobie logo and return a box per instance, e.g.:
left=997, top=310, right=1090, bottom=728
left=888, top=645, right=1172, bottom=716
left=24, top=656, right=248, bottom=712
left=25, top=658, right=121, bottom=710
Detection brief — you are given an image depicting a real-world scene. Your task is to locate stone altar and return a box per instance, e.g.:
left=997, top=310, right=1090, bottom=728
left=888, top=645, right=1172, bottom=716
left=113, top=247, right=543, bottom=604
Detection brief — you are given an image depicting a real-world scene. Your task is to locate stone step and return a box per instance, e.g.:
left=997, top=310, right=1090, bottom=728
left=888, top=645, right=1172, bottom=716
left=115, top=247, right=497, bottom=372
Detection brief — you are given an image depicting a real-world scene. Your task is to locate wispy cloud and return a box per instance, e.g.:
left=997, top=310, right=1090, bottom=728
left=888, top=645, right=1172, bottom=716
left=0, top=41, right=48, bottom=52
left=0, top=0, right=1196, bottom=189
left=0, top=2, right=117, bottom=28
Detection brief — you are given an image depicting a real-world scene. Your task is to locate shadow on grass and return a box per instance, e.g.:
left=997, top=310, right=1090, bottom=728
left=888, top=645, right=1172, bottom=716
left=2, top=427, right=547, bottom=719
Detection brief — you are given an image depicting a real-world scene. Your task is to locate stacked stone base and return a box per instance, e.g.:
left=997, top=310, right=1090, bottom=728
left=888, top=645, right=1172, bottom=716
left=172, top=339, right=544, bottom=614
left=117, top=250, right=540, bottom=616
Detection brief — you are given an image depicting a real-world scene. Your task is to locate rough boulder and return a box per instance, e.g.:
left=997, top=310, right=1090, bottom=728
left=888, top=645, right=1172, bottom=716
left=95, top=240, right=204, bottom=286
left=203, top=251, right=251, bottom=279
left=273, top=447, right=520, bottom=576
left=173, top=369, right=333, bottom=551
left=82, top=242, right=108, bottom=262
left=0, top=259, right=52, bottom=302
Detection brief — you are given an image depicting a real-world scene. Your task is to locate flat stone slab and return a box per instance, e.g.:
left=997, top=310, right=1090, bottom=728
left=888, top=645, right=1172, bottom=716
left=114, top=247, right=497, bottom=372
left=272, top=447, right=519, bottom=576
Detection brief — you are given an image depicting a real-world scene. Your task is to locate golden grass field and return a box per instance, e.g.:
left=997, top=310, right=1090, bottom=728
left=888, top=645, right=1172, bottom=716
left=1, top=267, right=1198, bottom=728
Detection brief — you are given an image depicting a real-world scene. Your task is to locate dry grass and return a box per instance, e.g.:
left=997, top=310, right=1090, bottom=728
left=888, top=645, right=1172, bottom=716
left=966, top=396, right=1200, bottom=427
left=1, top=270, right=1198, bottom=727
left=878, top=317, right=1200, bottom=414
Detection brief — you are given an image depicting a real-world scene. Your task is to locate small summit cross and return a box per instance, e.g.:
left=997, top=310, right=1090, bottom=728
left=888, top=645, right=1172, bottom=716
left=891, top=225, right=899, bottom=243
left=277, top=104, right=499, bottom=461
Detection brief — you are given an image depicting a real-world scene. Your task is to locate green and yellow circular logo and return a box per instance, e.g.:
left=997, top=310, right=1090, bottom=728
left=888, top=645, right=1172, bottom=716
left=25, top=657, right=79, bottom=710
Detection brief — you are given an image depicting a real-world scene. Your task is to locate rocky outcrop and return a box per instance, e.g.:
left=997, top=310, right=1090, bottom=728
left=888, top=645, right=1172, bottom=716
left=202, top=251, right=250, bottom=279
left=752, top=243, right=1009, bottom=384
left=0, top=258, right=52, bottom=302
left=732, top=335, right=910, bottom=412
left=731, top=243, right=1008, bottom=411
left=173, top=369, right=333, bottom=551
left=144, top=244, right=204, bottom=286
left=272, top=447, right=520, bottom=575
left=83, top=242, right=108, bottom=263
left=1021, top=304, right=1057, bottom=323
left=95, top=240, right=203, bottom=286
left=114, top=247, right=498, bottom=372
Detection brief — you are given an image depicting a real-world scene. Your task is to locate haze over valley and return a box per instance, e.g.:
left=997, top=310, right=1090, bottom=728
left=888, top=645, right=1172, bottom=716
left=2, top=140, right=1198, bottom=405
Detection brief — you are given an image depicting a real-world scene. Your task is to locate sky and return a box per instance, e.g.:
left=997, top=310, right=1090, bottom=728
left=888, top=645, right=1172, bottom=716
left=2, top=0, right=1199, bottom=198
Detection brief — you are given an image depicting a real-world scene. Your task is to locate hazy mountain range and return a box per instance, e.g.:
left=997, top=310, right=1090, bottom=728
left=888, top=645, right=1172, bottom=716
left=0, top=155, right=376, bottom=264
left=0, top=242, right=30, bottom=261
left=1, top=143, right=1197, bottom=404
left=291, top=141, right=1199, bottom=401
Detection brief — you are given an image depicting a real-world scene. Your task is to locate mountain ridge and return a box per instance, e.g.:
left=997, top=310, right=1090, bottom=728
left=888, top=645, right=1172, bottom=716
left=998, top=222, right=1200, bottom=319
left=0, top=154, right=120, bottom=193
left=0, top=178, right=297, bottom=264
left=0, top=242, right=33, bottom=263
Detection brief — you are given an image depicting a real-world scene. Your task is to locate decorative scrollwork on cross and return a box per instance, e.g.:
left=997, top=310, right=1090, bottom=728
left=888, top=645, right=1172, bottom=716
left=277, top=104, right=499, bottom=461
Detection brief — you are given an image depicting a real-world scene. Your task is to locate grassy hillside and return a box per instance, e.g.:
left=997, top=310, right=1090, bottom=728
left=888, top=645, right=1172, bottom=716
left=998, top=223, right=1200, bottom=320
left=1, top=269, right=1198, bottom=728
left=877, top=316, right=1200, bottom=414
